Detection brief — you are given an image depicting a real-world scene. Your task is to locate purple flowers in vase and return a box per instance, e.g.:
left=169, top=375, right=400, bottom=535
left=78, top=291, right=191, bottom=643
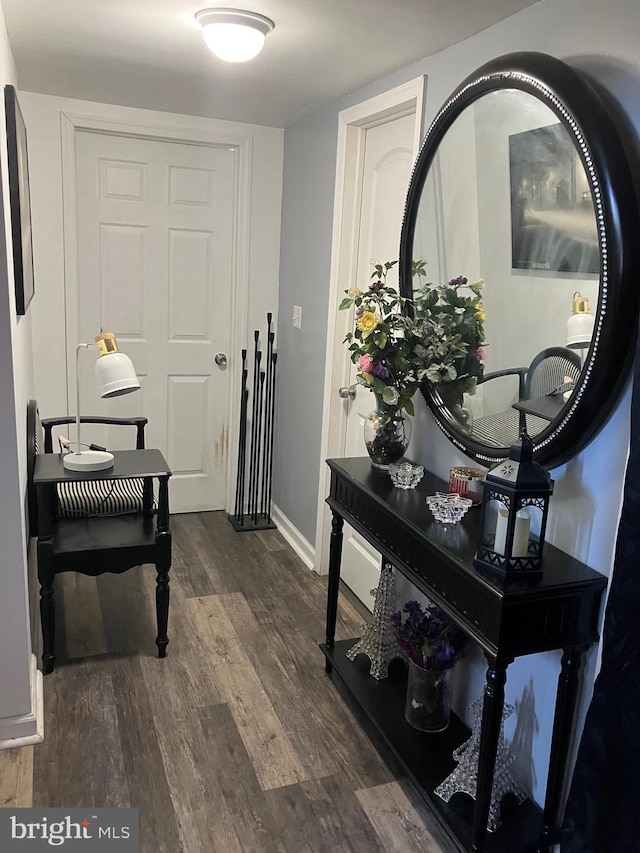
left=389, top=599, right=469, bottom=671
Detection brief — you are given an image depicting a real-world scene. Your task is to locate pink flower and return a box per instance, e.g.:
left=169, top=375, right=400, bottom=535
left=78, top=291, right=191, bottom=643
left=474, top=347, right=487, bottom=362
left=358, top=355, right=374, bottom=373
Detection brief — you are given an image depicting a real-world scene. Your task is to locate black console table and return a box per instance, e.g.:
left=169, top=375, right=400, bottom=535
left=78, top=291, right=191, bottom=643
left=321, top=457, right=606, bottom=853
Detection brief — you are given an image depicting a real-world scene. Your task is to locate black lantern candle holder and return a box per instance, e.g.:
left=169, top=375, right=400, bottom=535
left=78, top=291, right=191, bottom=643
left=473, top=433, right=553, bottom=578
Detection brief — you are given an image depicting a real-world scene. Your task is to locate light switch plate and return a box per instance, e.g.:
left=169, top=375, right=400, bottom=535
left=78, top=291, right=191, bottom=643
left=292, top=305, right=302, bottom=329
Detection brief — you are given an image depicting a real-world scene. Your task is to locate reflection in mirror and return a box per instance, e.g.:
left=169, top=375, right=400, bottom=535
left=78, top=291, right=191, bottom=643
left=410, top=89, right=599, bottom=450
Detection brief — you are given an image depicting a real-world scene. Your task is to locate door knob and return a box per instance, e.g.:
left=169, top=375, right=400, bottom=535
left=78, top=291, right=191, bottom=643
left=338, top=385, right=356, bottom=400
left=214, top=352, right=228, bottom=367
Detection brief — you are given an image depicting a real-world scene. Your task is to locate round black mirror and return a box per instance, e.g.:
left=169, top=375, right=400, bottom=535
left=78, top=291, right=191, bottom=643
left=400, top=52, right=640, bottom=468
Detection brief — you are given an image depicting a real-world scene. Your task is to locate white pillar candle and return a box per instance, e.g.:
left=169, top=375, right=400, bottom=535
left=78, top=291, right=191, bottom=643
left=513, top=508, right=531, bottom=558
left=493, top=507, right=509, bottom=556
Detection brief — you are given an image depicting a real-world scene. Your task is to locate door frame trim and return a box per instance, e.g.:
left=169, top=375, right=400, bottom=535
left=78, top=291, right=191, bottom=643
left=60, top=110, right=253, bottom=511
left=313, top=77, right=426, bottom=574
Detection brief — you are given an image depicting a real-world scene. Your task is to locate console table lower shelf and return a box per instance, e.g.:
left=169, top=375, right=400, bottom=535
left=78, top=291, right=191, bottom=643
left=320, top=639, right=545, bottom=853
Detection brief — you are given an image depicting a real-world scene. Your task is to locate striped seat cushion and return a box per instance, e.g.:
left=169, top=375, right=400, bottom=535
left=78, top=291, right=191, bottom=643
left=471, top=412, right=550, bottom=448
left=56, top=478, right=147, bottom=518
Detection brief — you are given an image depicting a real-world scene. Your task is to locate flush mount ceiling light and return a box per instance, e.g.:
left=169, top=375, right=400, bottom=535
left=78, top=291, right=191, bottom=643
left=195, top=8, right=275, bottom=62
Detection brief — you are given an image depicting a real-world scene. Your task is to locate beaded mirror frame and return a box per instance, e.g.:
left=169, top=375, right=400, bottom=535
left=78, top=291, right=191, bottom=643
left=399, top=52, right=640, bottom=469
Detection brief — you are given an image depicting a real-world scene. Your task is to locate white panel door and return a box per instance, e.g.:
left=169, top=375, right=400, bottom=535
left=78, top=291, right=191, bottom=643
left=341, top=113, right=416, bottom=608
left=74, top=131, right=235, bottom=512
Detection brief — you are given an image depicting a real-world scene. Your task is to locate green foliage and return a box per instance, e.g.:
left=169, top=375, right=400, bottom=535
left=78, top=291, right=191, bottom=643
left=412, top=272, right=487, bottom=397
left=339, top=259, right=419, bottom=417
left=339, top=259, right=488, bottom=417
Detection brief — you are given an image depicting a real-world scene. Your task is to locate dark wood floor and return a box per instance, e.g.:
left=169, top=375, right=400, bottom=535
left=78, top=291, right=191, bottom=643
left=0, top=511, right=454, bottom=852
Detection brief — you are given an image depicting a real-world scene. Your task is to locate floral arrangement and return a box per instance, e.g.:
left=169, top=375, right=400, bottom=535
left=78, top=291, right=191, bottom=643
left=389, top=599, right=469, bottom=671
left=411, top=261, right=487, bottom=398
left=339, top=259, right=419, bottom=416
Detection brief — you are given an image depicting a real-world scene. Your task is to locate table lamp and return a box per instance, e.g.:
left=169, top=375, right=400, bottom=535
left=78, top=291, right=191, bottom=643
left=63, top=332, right=140, bottom=472
left=566, top=292, right=595, bottom=350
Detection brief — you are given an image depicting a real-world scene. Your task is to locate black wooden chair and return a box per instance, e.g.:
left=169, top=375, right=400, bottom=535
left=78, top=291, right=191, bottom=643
left=472, top=347, right=582, bottom=446
left=27, top=399, right=171, bottom=673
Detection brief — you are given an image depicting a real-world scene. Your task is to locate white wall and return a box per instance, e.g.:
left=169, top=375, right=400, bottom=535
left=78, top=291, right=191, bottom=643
left=276, top=0, right=640, bottom=809
left=19, top=92, right=284, bottom=422
left=0, top=0, right=41, bottom=746
left=272, top=108, right=340, bottom=537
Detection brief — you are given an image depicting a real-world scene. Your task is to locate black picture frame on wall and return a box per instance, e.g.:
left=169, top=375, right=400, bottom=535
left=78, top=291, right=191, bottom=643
left=4, top=84, right=34, bottom=315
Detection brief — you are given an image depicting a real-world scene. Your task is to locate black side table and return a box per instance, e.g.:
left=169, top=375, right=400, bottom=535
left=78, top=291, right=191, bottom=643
left=33, top=449, right=172, bottom=674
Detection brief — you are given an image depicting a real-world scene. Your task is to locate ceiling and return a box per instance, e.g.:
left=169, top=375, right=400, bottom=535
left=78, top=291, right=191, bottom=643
left=2, top=0, right=541, bottom=128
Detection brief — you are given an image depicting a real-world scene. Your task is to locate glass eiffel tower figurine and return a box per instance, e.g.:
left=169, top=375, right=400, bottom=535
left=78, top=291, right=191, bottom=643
left=435, top=695, right=528, bottom=832
left=346, top=560, right=407, bottom=680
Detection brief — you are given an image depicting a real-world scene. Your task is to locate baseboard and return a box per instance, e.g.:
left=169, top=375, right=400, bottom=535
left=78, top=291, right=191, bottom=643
left=0, top=655, right=44, bottom=749
left=271, top=503, right=315, bottom=570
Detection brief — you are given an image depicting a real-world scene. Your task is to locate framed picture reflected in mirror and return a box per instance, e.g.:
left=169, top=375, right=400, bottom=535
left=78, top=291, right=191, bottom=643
left=510, top=123, right=599, bottom=274
left=4, top=84, right=34, bottom=315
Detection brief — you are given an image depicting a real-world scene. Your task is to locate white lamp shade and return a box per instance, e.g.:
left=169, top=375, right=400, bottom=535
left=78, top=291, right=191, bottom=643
left=95, top=351, right=140, bottom=398
left=566, top=311, right=595, bottom=348
left=196, top=9, right=274, bottom=62
left=566, top=293, right=595, bottom=349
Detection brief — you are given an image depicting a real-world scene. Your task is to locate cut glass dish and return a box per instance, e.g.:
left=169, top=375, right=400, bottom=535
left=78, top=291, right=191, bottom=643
left=427, top=492, right=473, bottom=524
left=389, top=461, right=424, bottom=489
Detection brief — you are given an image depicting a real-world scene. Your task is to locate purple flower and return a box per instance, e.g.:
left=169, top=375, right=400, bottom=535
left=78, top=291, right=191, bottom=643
left=448, top=275, right=468, bottom=287
left=369, top=279, right=384, bottom=292
left=372, top=362, right=390, bottom=379
left=388, top=599, right=468, bottom=669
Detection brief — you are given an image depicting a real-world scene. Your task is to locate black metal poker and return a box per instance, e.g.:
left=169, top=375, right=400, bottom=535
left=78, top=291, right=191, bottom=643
left=260, top=316, right=274, bottom=516
left=233, top=349, right=248, bottom=522
left=265, top=351, right=278, bottom=524
left=252, top=370, right=266, bottom=525
left=235, top=349, right=247, bottom=516
left=247, top=332, right=261, bottom=521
